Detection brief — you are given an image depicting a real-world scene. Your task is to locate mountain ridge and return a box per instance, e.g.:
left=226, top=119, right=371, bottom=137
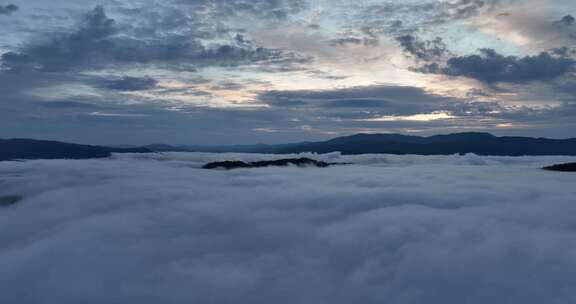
left=145, top=132, right=576, bottom=156
left=0, top=138, right=151, bottom=161
left=4, top=132, right=576, bottom=160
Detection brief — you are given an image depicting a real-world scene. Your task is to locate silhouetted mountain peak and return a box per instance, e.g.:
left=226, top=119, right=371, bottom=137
left=0, top=138, right=151, bottom=161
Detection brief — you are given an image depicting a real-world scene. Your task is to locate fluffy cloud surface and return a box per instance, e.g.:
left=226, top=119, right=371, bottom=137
left=1, top=152, right=576, bottom=303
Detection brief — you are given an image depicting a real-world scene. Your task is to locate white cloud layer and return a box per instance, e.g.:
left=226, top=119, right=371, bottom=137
left=1, top=152, right=576, bottom=303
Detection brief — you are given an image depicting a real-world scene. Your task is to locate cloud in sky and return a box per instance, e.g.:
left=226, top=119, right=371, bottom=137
left=396, top=35, right=449, bottom=62
left=0, top=4, right=17, bottom=15
left=557, top=14, right=575, bottom=26
left=2, top=153, right=576, bottom=303
left=1, top=6, right=309, bottom=72
left=0, top=0, right=576, bottom=143
left=2, top=6, right=118, bottom=72
left=176, top=0, right=308, bottom=20
left=417, top=48, right=576, bottom=84
left=257, top=84, right=576, bottom=134
left=104, top=76, right=159, bottom=91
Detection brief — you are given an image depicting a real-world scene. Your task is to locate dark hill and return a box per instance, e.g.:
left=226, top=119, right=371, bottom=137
left=149, top=132, right=576, bottom=156
left=276, top=132, right=576, bottom=156
left=543, top=163, right=576, bottom=172
left=0, top=139, right=151, bottom=161
left=203, top=158, right=332, bottom=170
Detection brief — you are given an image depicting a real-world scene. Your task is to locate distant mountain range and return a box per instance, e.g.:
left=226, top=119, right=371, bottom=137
left=0, top=139, right=151, bottom=161
left=146, top=132, right=576, bottom=156
left=3, top=133, right=576, bottom=161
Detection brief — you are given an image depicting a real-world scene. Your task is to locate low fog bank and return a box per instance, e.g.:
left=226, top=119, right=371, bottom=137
left=1, top=153, right=576, bottom=303
left=115, top=151, right=576, bottom=168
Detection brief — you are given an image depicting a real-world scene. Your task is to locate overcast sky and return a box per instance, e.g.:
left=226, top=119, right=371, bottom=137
left=1, top=0, right=575, bottom=145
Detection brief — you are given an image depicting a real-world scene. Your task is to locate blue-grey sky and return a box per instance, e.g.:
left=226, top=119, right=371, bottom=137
left=1, top=0, right=575, bottom=145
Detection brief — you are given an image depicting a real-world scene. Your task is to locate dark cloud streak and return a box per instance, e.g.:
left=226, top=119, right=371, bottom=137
left=396, top=35, right=449, bottom=61
left=0, top=4, right=17, bottom=15
left=104, top=76, right=159, bottom=91
left=417, top=49, right=576, bottom=84
left=557, top=15, right=575, bottom=26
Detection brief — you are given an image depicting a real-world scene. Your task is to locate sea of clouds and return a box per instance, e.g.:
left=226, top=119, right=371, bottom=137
left=1, top=152, right=576, bottom=304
